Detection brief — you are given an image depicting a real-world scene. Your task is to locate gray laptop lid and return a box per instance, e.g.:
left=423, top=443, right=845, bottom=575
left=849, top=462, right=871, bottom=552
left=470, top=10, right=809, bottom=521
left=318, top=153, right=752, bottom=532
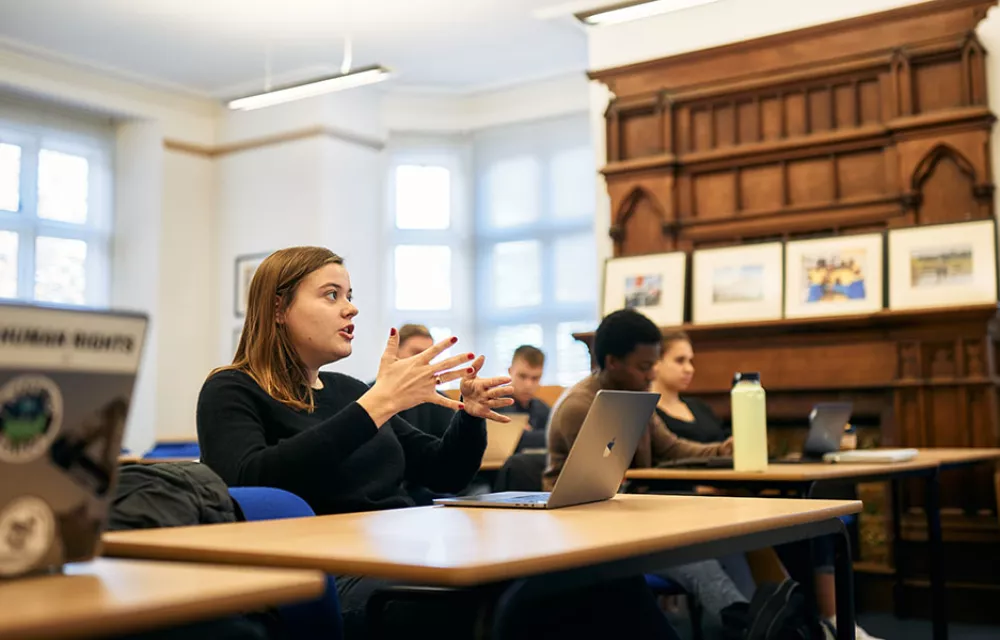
left=803, top=402, right=853, bottom=457
left=547, top=389, right=659, bottom=509
left=0, top=302, right=147, bottom=577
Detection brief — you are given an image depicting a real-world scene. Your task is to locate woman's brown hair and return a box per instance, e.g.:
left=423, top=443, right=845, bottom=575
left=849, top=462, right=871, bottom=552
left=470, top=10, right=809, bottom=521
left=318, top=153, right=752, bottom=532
left=213, top=246, right=344, bottom=412
left=661, top=330, right=691, bottom=354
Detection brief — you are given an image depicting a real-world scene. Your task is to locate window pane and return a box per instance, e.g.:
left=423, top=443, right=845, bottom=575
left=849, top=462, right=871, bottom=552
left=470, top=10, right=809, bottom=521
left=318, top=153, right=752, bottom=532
left=493, top=324, right=543, bottom=373
left=0, top=231, right=17, bottom=298
left=551, top=147, right=594, bottom=220
left=556, top=321, right=595, bottom=386
left=554, top=233, right=597, bottom=303
left=38, top=149, right=89, bottom=224
left=491, top=240, right=542, bottom=309
left=34, top=236, right=87, bottom=305
left=485, top=156, right=540, bottom=228
left=394, top=245, right=451, bottom=311
left=0, top=143, right=21, bottom=213
left=395, top=165, right=450, bottom=230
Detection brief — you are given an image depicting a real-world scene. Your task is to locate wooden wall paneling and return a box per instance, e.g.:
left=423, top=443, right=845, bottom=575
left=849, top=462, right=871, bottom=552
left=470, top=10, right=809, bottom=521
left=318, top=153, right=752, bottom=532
left=587, top=0, right=1000, bottom=609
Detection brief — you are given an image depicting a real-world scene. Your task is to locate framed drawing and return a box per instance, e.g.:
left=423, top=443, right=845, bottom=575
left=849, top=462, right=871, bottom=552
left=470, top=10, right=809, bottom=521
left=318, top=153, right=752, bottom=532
left=887, top=219, right=998, bottom=311
left=602, top=252, right=686, bottom=326
left=784, top=233, right=884, bottom=319
left=234, top=252, right=269, bottom=318
left=692, top=242, right=784, bottom=325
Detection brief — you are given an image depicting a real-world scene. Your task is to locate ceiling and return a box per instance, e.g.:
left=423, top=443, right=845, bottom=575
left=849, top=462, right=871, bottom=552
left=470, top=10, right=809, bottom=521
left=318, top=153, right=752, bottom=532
left=0, top=0, right=596, bottom=98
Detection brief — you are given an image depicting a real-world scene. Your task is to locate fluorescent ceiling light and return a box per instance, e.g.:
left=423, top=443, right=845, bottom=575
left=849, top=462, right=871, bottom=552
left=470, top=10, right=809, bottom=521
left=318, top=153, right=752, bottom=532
left=227, top=65, right=391, bottom=111
left=577, top=0, right=721, bottom=25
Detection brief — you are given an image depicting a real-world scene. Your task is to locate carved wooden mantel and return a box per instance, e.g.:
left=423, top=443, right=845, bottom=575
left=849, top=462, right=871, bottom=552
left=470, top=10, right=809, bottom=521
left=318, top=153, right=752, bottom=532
left=582, top=0, right=1000, bottom=611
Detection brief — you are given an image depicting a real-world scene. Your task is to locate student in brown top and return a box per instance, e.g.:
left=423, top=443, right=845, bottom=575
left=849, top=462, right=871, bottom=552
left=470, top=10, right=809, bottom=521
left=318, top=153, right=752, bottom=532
left=544, top=309, right=753, bottom=638
left=544, top=309, right=732, bottom=490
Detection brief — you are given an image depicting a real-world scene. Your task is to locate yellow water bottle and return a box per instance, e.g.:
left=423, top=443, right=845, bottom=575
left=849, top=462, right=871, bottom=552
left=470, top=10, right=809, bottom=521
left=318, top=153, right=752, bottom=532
left=731, top=372, right=768, bottom=472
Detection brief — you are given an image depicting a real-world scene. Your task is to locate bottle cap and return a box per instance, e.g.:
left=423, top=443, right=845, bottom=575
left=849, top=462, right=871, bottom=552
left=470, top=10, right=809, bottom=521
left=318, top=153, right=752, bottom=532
left=735, top=372, right=760, bottom=383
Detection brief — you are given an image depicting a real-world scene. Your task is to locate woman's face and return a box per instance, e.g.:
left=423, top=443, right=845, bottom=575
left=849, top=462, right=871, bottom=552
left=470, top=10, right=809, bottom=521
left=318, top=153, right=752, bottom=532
left=280, top=263, right=358, bottom=369
left=654, top=340, right=695, bottom=392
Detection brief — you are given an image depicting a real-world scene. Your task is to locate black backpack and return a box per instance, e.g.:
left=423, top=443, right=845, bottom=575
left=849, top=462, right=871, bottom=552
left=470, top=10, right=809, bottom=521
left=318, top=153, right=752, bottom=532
left=721, top=579, right=824, bottom=640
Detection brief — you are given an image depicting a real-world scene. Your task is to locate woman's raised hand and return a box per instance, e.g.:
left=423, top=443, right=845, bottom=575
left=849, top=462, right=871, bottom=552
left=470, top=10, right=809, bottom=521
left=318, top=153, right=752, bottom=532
left=458, top=355, right=515, bottom=422
left=357, top=329, right=476, bottom=427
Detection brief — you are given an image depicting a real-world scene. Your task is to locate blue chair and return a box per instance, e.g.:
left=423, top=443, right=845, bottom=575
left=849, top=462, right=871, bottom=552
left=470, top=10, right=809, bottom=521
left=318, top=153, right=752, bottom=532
left=228, top=487, right=343, bottom=640
left=644, top=574, right=704, bottom=640
left=144, top=441, right=200, bottom=459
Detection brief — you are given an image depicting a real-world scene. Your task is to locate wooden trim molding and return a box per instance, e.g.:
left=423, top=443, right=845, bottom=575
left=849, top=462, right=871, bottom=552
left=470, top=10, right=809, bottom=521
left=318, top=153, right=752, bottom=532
left=589, top=0, right=998, bottom=97
left=163, top=125, right=385, bottom=158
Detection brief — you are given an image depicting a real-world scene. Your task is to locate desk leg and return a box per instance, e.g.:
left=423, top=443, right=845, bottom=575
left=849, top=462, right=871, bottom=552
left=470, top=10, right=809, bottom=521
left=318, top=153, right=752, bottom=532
left=926, top=467, right=947, bottom=640
left=890, top=479, right=906, bottom=619
left=834, top=522, right=856, bottom=640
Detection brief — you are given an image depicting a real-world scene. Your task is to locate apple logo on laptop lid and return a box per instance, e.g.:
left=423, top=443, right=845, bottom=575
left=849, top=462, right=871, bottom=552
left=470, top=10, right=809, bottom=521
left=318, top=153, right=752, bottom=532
left=603, top=438, right=616, bottom=458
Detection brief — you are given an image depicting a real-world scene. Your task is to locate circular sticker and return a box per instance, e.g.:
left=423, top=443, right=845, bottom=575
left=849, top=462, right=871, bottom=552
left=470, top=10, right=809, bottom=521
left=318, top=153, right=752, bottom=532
left=0, top=496, right=55, bottom=577
left=0, top=375, right=63, bottom=464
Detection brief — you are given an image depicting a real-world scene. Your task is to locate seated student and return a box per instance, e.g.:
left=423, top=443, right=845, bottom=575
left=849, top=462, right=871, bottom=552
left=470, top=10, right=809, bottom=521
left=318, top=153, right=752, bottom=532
left=369, top=323, right=455, bottom=439
left=650, top=330, right=883, bottom=640
left=198, top=247, right=680, bottom=640
left=494, top=344, right=550, bottom=450
left=545, top=309, right=748, bottom=635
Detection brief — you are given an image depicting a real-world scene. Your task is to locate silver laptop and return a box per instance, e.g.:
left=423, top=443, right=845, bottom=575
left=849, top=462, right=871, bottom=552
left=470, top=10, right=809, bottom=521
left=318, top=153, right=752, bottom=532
left=482, top=415, right=527, bottom=465
left=435, top=389, right=658, bottom=509
left=0, top=302, right=147, bottom=577
left=802, top=402, right=855, bottom=458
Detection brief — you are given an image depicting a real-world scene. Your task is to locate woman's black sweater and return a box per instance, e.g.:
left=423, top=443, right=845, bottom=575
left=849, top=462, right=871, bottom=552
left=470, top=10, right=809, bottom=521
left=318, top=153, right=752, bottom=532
left=196, top=369, right=486, bottom=515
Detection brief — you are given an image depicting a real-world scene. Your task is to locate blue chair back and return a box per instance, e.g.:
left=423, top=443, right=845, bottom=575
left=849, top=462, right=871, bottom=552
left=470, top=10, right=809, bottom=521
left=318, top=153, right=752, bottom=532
left=144, top=442, right=200, bottom=459
left=228, top=487, right=342, bottom=640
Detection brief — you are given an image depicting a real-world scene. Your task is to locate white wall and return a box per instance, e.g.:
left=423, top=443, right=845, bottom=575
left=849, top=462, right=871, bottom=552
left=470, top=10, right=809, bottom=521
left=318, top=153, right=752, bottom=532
left=585, top=0, right=1000, bottom=270
left=112, top=120, right=164, bottom=454
left=383, top=73, right=590, bottom=133
left=158, top=149, right=218, bottom=439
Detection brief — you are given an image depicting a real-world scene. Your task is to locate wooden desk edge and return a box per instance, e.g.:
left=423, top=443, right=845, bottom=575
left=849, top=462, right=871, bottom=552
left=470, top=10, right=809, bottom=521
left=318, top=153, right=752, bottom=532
left=0, top=560, right=325, bottom=640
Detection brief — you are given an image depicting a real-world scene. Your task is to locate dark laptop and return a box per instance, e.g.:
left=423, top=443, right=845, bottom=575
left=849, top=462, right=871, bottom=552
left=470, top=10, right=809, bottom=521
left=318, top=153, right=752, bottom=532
left=0, top=302, right=147, bottom=577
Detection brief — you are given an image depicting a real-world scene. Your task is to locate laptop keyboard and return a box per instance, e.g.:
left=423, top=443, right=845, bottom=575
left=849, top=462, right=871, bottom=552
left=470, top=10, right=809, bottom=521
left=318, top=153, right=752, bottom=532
left=490, top=493, right=549, bottom=504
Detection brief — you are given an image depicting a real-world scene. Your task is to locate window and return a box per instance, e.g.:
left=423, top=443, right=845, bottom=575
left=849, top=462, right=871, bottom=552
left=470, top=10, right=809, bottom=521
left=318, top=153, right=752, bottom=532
left=0, top=109, right=113, bottom=307
left=474, top=114, right=597, bottom=385
left=386, top=141, right=472, bottom=378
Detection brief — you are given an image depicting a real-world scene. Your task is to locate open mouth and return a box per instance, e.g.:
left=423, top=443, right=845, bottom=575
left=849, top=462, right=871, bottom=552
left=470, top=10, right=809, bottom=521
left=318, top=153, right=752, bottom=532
left=338, top=324, right=355, bottom=340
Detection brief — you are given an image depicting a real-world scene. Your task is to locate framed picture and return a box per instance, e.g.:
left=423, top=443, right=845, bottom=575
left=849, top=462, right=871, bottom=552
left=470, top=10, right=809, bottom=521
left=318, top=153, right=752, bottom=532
left=234, top=252, right=269, bottom=318
left=602, top=252, right=686, bottom=326
left=887, top=219, right=998, bottom=311
left=692, top=242, right=784, bottom=325
left=784, top=233, right=884, bottom=319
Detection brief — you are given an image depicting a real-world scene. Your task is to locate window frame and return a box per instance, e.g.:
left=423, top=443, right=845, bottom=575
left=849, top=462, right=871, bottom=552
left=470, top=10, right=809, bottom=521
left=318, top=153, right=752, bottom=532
left=384, top=138, right=473, bottom=344
left=0, top=112, right=114, bottom=308
left=472, top=114, right=597, bottom=384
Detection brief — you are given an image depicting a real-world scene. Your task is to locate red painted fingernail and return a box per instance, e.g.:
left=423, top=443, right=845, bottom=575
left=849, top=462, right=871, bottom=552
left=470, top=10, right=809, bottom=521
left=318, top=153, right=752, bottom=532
left=467, top=353, right=475, bottom=360
left=450, top=336, right=458, bottom=344
left=390, top=328, right=396, bottom=336
left=467, top=367, right=474, bottom=373
left=459, top=404, right=465, bottom=410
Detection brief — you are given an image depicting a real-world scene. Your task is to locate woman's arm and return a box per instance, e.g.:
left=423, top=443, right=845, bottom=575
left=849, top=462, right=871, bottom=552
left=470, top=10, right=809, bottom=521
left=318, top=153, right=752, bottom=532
left=390, top=411, right=487, bottom=494
left=196, top=373, right=378, bottom=493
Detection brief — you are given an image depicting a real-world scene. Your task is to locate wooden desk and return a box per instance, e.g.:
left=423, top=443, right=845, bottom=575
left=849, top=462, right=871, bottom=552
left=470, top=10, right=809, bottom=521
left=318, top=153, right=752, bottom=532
left=102, top=495, right=860, bottom=639
left=0, top=557, right=324, bottom=640
left=103, top=494, right=856, bottom=585
left=625, top=448, right=1000, bottom=640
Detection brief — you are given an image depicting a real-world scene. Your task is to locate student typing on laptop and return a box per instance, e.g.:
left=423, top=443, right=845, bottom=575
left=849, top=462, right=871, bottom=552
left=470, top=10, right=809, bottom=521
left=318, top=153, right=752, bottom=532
left=647, top=330, right=884, bottom=640
left=197, top=247, right=681, bottom=640
left=545, top=310, right=751, bottom=635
